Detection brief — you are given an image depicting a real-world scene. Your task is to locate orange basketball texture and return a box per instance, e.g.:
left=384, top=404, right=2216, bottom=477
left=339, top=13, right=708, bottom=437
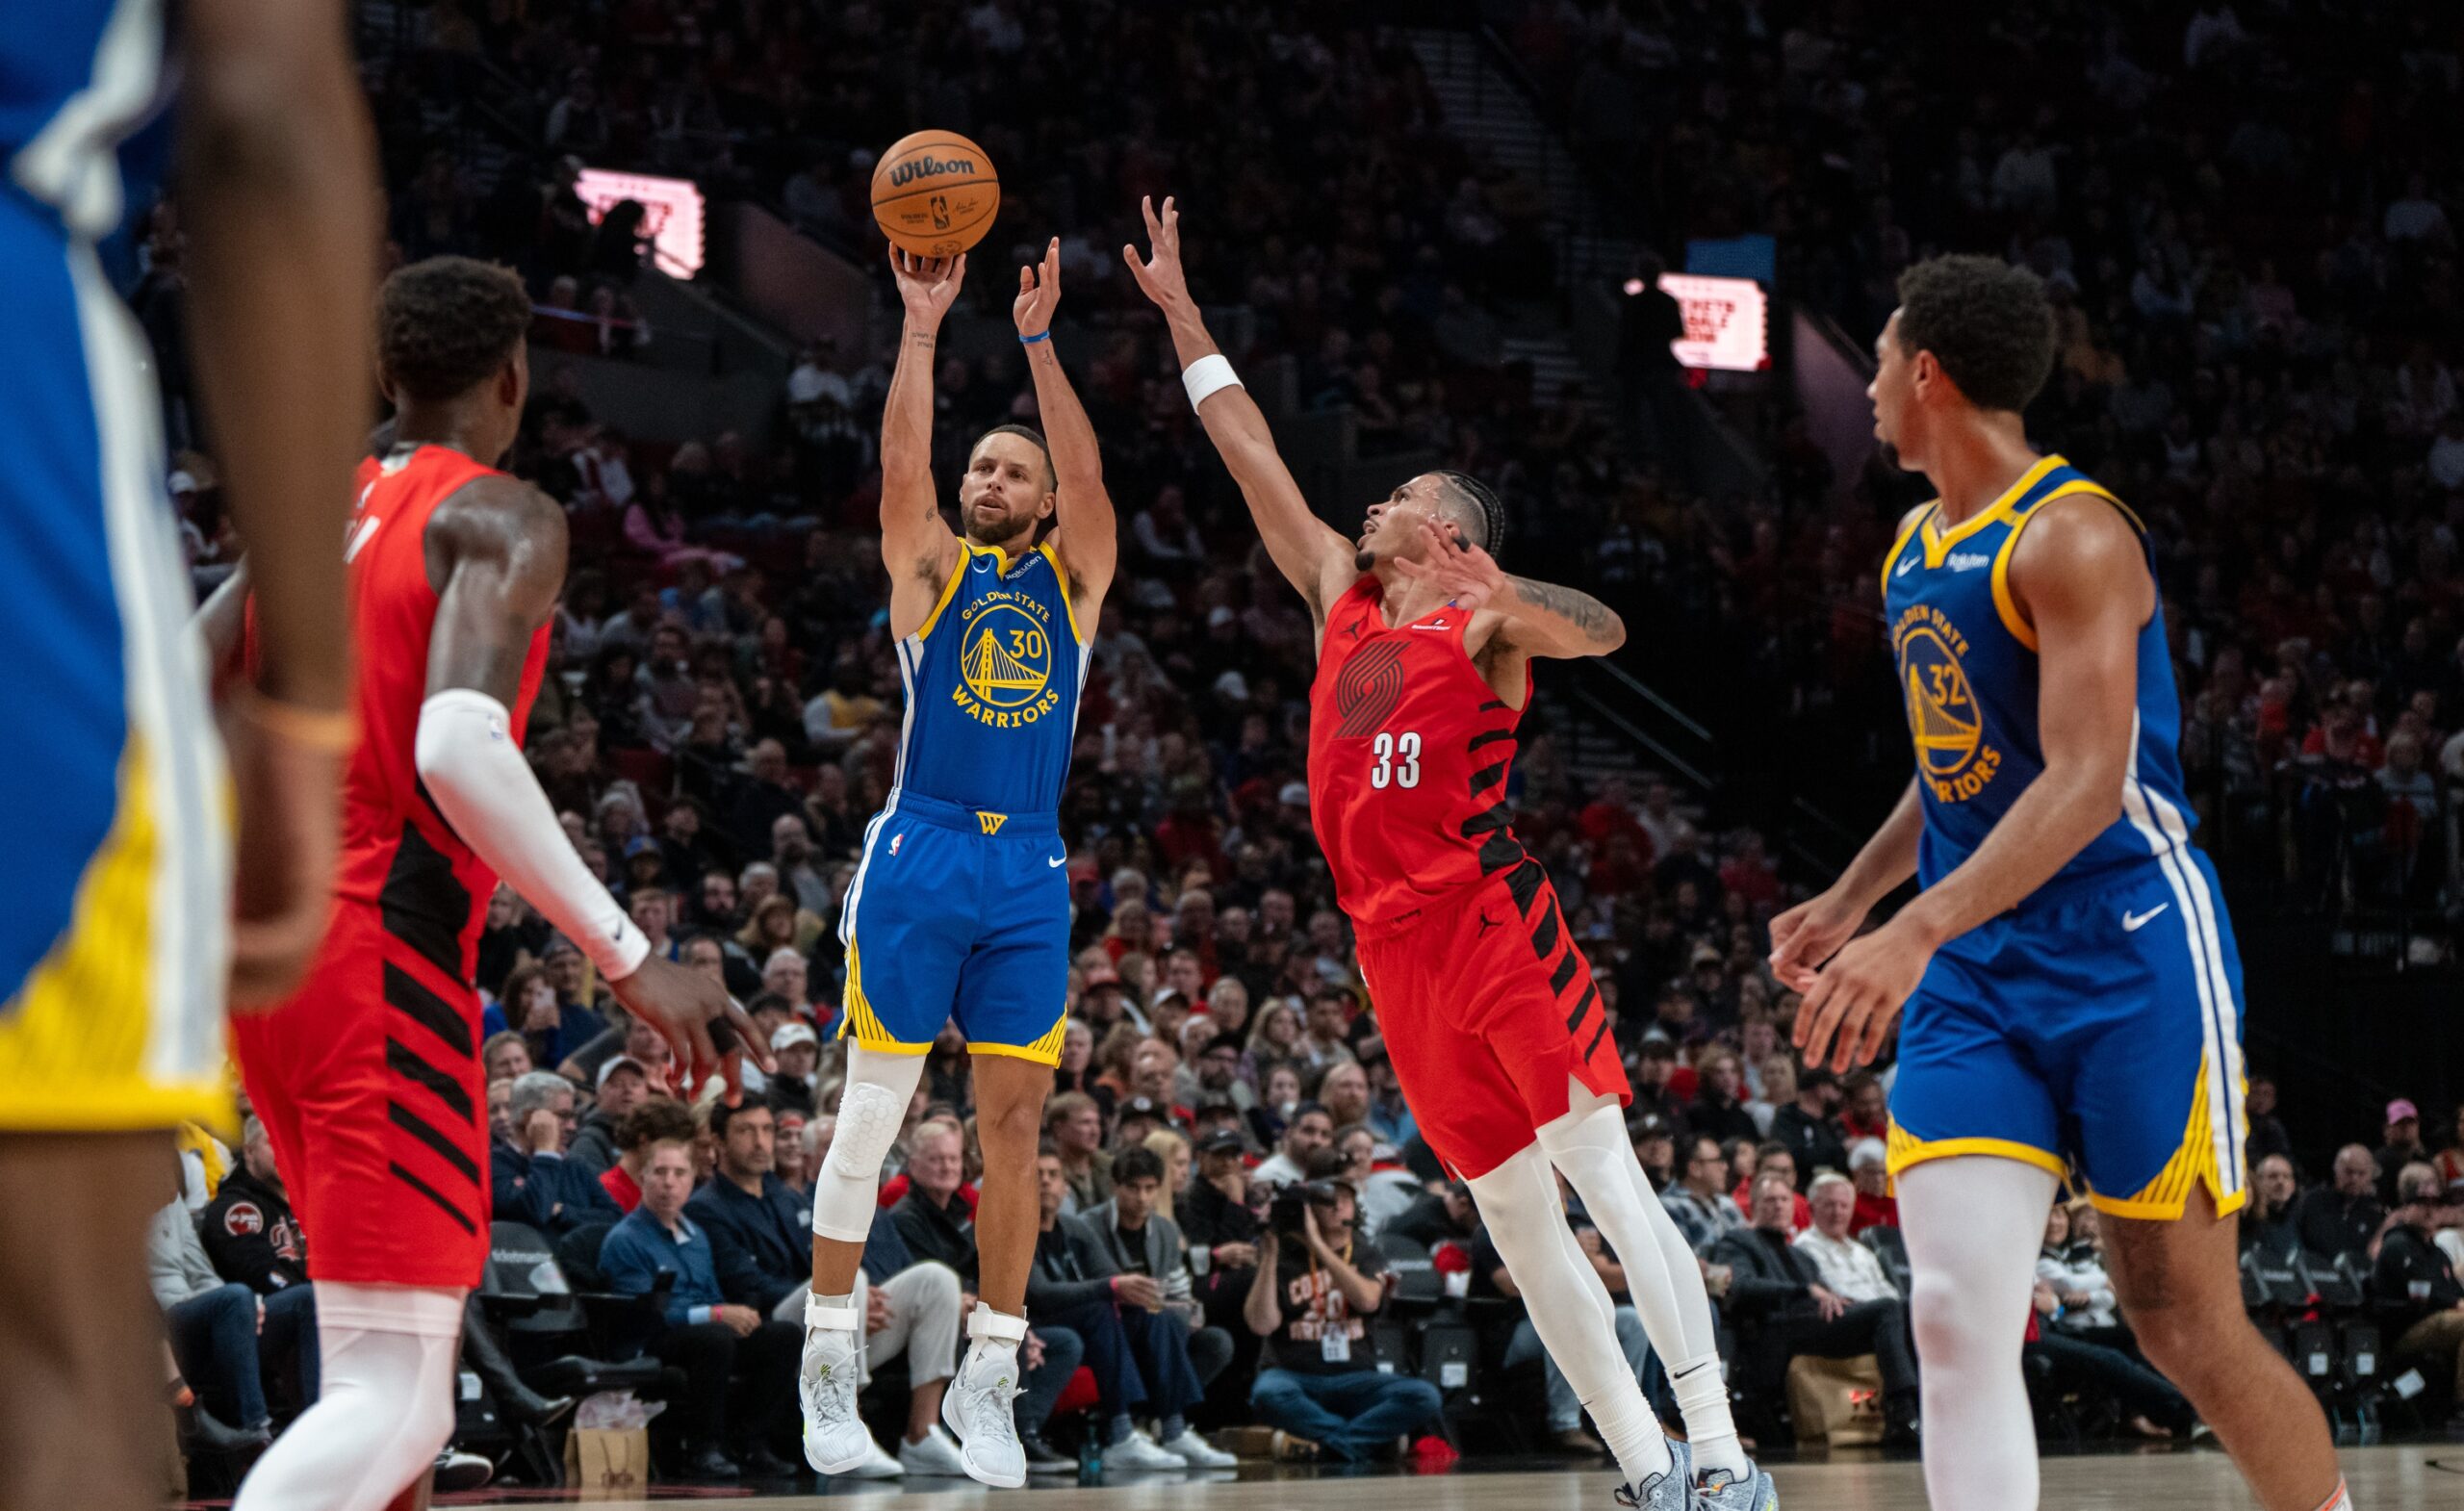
left=871, top=130, right=1000, bottom=257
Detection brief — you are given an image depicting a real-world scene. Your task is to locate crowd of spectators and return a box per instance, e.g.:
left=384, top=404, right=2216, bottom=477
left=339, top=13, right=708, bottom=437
left=133, top=0, right=2464, bottom=1490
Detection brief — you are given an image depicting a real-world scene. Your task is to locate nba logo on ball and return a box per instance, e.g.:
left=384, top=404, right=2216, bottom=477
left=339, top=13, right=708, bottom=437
left=873, top=130, right=999, bottom=257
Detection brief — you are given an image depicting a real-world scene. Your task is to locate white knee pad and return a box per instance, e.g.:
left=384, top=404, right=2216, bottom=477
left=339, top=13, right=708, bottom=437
left=812, top=1046, right=924, bottom=1242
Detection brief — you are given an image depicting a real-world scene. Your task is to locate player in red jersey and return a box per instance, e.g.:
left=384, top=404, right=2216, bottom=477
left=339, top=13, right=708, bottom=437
left=1130, top=200, right=1772, bottom=1510
left=204, top=258, right=762, bottom=1511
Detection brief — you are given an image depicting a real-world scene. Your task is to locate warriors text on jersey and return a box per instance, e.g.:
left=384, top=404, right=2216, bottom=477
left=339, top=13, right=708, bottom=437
left=230, top=444, right=551, bottom=1285
left=0, top=0, right=231, bottom=1131
left=838, top=540, right=1088, bottom=1062
left=1880, top=454, right=2249, bottom=1221
left=1307, top=575, right=1630, bottom=1179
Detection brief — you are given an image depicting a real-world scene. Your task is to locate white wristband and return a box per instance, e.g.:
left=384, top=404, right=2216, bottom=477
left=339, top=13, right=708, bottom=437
left=1182, top=353, right=1242, bottom=413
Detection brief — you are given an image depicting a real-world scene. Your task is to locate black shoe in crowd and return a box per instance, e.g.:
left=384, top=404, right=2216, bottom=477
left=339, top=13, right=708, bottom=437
left=1020, top=1434, right=1075, bottom=1473
left=182, top=1406, right=271, bottom=1456
left=680, top=1445, right=740, bottom=1482
left=737, top=1443, right=798, bottom=1480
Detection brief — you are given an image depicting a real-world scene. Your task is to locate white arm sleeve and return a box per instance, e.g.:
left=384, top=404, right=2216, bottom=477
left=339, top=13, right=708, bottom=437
left=413, top=687, right=650, bottom=981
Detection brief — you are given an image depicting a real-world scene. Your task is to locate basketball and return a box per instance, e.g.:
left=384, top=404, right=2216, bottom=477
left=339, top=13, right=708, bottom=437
left=870, top=129, right=1000, bottom=258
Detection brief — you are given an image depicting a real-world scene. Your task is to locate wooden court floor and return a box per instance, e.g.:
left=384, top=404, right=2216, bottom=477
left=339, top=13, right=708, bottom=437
left=464, top=1443, right=2455, bottom=1508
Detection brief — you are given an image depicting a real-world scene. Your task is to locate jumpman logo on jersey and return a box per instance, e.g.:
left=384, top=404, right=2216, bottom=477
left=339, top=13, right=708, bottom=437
left=1344, top=618, right=1367, bottom=640
left=1476, top=910, right=1502, bottom=937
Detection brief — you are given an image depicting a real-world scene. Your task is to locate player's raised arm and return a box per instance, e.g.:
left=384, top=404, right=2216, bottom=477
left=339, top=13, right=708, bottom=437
left=415, top=480, right=766, bottom=1089
left=1388, top=517, right=1626, bottom=659
left=881, top=249, right=967, bottom=638
left=1123, top=195, right=1355, bottom=618
left=1013, top=237, right=1115, bottom=625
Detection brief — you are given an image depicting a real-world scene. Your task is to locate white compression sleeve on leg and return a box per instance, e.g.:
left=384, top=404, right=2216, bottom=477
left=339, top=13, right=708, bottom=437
left=811, top=1043, right=928, bottom=1242
left=231, top=1283, right=465, bottom=1511
left=414, top=688, right=649, bottom=981
left=1898, top=1155, right=2063, bottom=1511
left=1538, top=1082, right=1745, bottom=1481
left=1467, top=1142, right=1672, bottom=1488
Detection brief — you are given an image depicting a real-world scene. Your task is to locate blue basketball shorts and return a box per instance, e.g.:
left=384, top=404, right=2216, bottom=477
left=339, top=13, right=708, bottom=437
left=1886, top=847, right=2250, bottom=1220
left=837, top=790, right=1069, bottom=1063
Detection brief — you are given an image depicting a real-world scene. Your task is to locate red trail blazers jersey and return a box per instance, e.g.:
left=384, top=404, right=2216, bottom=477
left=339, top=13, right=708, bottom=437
left=1307, top=575, right=1532, bottom=935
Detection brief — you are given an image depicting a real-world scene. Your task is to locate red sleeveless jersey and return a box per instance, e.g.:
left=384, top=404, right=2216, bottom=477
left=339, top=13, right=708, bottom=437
left=1307, top=575, right=1531, bottom=934
left=255, top=444, right=551, bottom=983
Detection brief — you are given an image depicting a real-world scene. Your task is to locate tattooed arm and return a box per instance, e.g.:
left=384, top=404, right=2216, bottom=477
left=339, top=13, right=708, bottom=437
left=1389, top=518, right=1626, bottom=661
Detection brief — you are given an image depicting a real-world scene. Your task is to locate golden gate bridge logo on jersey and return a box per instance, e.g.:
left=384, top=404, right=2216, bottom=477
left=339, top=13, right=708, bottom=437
left=954, top=597, right=1060, bottom=728
left=1892, top=602, right=2002, bottom=803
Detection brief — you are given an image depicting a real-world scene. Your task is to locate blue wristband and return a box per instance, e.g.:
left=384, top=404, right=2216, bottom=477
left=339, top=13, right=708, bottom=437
left=1019, top=330, right=1051, bottom=345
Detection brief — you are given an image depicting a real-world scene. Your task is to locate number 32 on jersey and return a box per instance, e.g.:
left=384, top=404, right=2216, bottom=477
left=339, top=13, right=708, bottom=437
left=1370, top=730, right=1421, bottom=789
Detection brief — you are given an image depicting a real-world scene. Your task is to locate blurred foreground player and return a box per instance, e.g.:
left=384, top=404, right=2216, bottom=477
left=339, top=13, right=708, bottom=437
left=1129, top=198, right=1771, bottom=1510
left=0, top=2, right=374, bottom=1507
left=1775, top=254, right=2347, bottom=1511
left=213, top=257, right=763, bottom=1511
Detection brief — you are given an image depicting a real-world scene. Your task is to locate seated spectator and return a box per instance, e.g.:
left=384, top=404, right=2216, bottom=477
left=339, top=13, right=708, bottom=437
left=2378, top=1100, right=2429, bottom=1204
left=601, top=1097, right=697, bottom=1213
left=2242, top=1154, right=2303, bottom=1264
left=1624, top=1038, right=1689, bottom=1140
left=1178, top=1127, right=1267, bottom=1320
left=1734, top=1144, right=1810, bottom=1235
left=1245, top=1176, right=1443, bottom=1462
left=2024, top=1277, right=2195, bottom=1440
left=1251, top=1101, right=1334, bottom=1190
left=2244, top=1076, right=2294, bottom=1169
left=764, top=1021, right=822, bottom=1121
left=1846, top=1139, right=1898, bottom=1233
left=688, top=1102, right=816, bottom=1319
left=1364, top=1056, right=1416, bottom=1148
left=1664, top=1137, right=1747, bottom=1252
left=599, top=1140, right=800, bottom=1481
left=2294, top=1144, right=2386, bottom=1264
left=1026, top=1144, right=1229, bottom=1468
left=2035, top=1201, right=2123, bottom=1343
left=480, top=1029, right=533, bottom=1085
left=1711, top=1172, right=1918, bottom=1446
left=1793, top=1175, right=1897, bottom=1304
left=1687, top=1048, right=1761, bottom=1146
left=150, top=1175, right=313, bottom=1450
left=1633, top=1115, right=1679, bottom=1191
left=2437, top=1103, right=2464, bottom=1200
left=1838, top=1072, right=1889, bottom=1146
left=493, top=1070, right=625, bottom=1237
left=2374, top=1162, right=2464, bottom=1417
left=888, top=1120, right=982, bottom=1287
left=1479, top=1188, right=1655, bottom=1455
left=1330, top=1122, right=1421, bottom=1239
left=200, top=1116, right=309, bottom=1297
left=569, top=1053, right=654, bottom=1173
left=1770, top=1065, right=1847, bottom=1187
left=1384, top=1178, right=1480, bottom=1253
left=1044, top=1091, right=1115, bottom=1214
left=1082, top=1147, right=1240, bottom=1464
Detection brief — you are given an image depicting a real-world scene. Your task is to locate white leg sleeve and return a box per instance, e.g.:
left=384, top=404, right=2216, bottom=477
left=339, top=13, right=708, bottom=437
left=232, top=1283, right=465, bottom=1511
left=812, top=1044, right=928, bottom=1242
left=1466, top=1141, right=1672, bottom=1487
left=1537, top=1081, right=1745, bottom=1479
left=1898, top=1155, right=2063, bottom=1511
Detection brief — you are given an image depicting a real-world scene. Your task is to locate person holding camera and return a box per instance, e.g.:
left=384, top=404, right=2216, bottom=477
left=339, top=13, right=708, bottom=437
left=1243, top=1175, right=1441, bottom=1461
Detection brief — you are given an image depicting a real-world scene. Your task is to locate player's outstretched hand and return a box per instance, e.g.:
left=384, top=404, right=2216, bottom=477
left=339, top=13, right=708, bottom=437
left=1767, top=887, right=1865, bottom=994
left=890, top=247, right=966, bottom=327
left=1388, top=516, right=1506, bottom=611
left=1122, top=194, right=1191, bottom=312
left=609, top=955, right=773, bottom=1103
left=1014, top=237, right=1061, bottom=339
left=1792, top=915, right=1933, bottom=1075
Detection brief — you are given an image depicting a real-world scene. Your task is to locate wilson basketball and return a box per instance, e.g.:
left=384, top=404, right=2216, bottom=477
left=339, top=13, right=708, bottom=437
left=870, top=130, right=1000, bottom=257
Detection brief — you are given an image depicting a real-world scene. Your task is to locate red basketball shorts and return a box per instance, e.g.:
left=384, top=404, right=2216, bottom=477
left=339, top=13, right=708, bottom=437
left=1355, top=865, right=1630, bottom=1180
left=228, top=897, right=489, bottom=1288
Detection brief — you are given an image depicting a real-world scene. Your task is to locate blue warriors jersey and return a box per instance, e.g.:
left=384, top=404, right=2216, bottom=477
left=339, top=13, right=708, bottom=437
left=0, top=0, right=235, bottom=1131
left=1881, top=454, right=2197, bottom=915
left=893, top=540, right=1087, bottom=814
left=1881, top=455, right=2248, bottom=1221
left=835, top=540, right=1087, bottom=1063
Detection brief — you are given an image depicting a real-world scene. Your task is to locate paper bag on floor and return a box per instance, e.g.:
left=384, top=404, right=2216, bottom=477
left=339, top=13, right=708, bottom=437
left=564, top=1426, right=651, bottom=1494
left=1785, top=1352, right=1886, bottom=1446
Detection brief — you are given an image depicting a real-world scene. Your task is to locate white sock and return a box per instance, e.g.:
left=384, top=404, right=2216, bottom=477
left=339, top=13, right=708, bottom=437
left=2314, top=1477, right=2351, bottom=1511
left=233, top=1282, right=465, bottom=1511
left=1467, top=1143, right=1673, bottom=1487
left=1538, top=1084, right=1746, bottom=1482
left=1898, top=1155, right=2063, bottom=1511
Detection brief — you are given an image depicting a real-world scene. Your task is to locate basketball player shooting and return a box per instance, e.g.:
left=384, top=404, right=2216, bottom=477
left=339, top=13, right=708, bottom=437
left=1127, top=196, right=1773, bottom=1511
left=1772, top=255, right=2348, bottom=1511
left=800, top=241, right=1120, bottom=1488
left=206, top=258, right=765, bottom=1511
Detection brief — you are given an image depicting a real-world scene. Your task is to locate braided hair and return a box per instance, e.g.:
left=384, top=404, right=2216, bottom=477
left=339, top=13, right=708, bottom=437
left=1435, top=469, right=1507, bottom=559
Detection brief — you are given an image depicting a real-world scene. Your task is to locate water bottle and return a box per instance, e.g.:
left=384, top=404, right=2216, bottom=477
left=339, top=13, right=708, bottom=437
left=1077, top=1410, right=1103, bottom=1482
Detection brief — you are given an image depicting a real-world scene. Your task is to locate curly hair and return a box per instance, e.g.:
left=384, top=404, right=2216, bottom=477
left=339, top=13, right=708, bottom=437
left=1893, top=254, right=2057, bottom=414
left=615, top=1094, right=698, bottom=1153
left=1434, top=468, right=1507, bottom=558
left=377, top=256, right=533, bottom=403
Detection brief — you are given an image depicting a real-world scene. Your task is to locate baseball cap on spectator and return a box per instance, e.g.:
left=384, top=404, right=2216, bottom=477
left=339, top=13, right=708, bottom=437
left=771, top=1022, right=819, bottom=1053
left=1848, top=1138, right=1887, bottom=1171
left=543, top=935, right=580, bottom=960
left=1278, top=781, right=1310, bottom=808
left=624, top=835, right=656, bottom=858
left=2386, top=1099, right=2419, bottom=1125
left=1629, top=1113, right=1673, bottom=1143
left=1196, top=1126, right=1246, bottom=1157
left=597, top=1055, right=649, bottom=1091
left=1117, top=1096, right=1168, bottom=1136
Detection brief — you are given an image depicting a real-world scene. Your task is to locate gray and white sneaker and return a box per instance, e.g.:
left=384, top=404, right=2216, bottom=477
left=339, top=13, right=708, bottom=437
left=1103, top=1426, right=1192, bottom=1471
left=799, top=1294, right=873, bottom=1475
left=1158, top=1426, right=1239, bottom=1468
left=1611, top=1438, right=1693, bottom=1511
left=896, top=1423, right=974, bottom=1477
left=940, top=1334, right=1028, bottom=1488
left=1693, top=1458, right=1779, bottom=1511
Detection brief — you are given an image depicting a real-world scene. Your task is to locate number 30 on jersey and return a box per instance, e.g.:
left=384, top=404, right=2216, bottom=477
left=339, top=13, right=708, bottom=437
left=1370, top=730, right=1421, bottom=789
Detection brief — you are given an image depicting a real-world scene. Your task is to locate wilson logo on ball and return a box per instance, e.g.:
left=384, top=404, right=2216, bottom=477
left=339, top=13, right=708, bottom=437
left=888, top=154, right=977, bottom=187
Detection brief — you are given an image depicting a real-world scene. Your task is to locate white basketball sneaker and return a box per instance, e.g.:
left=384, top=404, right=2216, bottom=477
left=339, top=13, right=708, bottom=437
left=1611, top=1437, right=1694, bottom=1511
left=940, top=1312, right=1029, bottom=1489
left=798, top=1293, right=874, bottom=1475
left=1159, top=1426, right=1239, bottom=1468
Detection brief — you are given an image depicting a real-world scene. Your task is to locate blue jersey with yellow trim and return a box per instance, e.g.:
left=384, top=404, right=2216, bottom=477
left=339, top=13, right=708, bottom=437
left=1881, top=454, right=2195, bottom=917
left=893, top=540, right=1087, bottom=816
